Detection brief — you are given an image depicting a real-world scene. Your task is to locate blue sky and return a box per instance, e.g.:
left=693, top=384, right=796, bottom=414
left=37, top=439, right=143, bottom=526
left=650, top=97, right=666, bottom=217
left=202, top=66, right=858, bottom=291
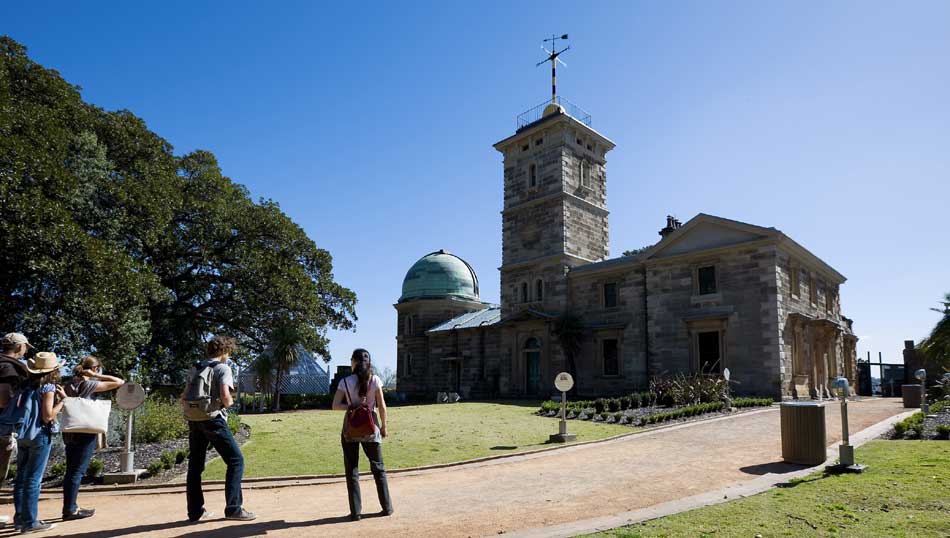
left=3, top=1, right=948, bottom=373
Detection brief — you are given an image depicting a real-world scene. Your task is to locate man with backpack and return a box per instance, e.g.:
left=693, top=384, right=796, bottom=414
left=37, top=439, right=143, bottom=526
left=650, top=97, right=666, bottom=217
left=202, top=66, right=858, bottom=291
left=0, top=333, right=33, bottom=527
left=181, top=335, right=255, bottom=523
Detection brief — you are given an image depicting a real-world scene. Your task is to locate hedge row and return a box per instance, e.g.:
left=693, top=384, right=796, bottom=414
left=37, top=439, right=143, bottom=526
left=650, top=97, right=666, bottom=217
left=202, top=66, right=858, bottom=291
left=732, top=397, right=774, bottom=408
left=539, top=392, right=657, bottom=415
left=641, top=401, right=724, bottom=425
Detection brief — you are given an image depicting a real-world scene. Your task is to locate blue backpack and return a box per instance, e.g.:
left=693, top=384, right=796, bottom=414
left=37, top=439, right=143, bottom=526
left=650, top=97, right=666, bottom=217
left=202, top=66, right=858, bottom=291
left=0, top=386, right=46, bottom=442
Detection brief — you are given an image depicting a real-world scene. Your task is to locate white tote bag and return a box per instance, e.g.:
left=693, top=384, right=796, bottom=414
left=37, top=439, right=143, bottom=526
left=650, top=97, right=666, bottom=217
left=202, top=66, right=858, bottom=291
left=60, top=397, right=112, bottom=434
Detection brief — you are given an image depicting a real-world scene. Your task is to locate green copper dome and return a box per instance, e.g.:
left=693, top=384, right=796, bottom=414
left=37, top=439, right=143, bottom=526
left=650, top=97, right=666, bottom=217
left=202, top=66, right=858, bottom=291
left=400, top=250, right=480, bottom=303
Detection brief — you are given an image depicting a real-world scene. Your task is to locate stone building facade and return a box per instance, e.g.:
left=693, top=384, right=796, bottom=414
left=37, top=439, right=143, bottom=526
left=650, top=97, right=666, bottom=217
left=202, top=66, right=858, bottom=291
left=395, top=104, right=857, bottom=400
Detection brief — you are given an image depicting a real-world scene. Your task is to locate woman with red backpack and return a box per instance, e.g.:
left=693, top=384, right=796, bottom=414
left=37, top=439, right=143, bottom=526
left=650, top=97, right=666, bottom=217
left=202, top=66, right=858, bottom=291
left=331, top=348, right=393, bottom=521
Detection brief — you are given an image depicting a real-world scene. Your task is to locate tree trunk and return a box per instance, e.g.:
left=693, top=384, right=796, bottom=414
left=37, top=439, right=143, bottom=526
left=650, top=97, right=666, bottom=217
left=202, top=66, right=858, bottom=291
left=273, top=368, right=283, bottom=411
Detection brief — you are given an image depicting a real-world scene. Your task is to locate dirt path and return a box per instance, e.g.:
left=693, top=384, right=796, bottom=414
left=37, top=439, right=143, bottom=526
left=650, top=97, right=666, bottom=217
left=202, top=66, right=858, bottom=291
left=16, top=398, right=904, bottom=538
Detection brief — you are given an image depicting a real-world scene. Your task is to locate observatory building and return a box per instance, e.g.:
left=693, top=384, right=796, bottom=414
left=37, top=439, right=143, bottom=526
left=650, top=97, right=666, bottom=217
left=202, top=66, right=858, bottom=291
left=395, top=95, right=857, bottom=401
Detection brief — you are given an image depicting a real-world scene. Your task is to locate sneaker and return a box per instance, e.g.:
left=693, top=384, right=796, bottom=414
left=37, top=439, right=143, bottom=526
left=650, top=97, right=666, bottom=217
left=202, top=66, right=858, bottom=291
left=349, top=513, right=361, bottom=522
left=20, top=521, right=56, bottom=534
left=188, top=510, right=214, bottom=523
left=225, top=509, right=256, bottom=521
left=62, top=508, right=96, bottom=521
left=380, top=507, right=394, bottom=517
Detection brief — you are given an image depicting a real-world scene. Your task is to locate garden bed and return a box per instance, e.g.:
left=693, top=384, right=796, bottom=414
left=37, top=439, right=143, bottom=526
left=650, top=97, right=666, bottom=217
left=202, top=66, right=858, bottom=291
left=885, top=400, right=949, bottom=440
left=538, top=397, right=774, bottom=428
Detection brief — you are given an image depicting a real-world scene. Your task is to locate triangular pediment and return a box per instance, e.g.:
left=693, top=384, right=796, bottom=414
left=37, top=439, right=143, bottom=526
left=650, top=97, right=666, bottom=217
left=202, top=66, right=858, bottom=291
left=641, top=214, right=779, bottom=260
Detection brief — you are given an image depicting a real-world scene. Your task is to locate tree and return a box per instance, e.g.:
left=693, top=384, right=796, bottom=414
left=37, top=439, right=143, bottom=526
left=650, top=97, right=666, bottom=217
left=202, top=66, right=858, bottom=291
left=251, top=353, right=275, bottom=412
left=379, top=366, right=397, bottom=389
left=553, top=313, right=584, bottom=396
left=919, top=292, right=950, bottom=373
left=0, top=37, right=357, bottom=382
left=269, top=322, right=303, bottom=411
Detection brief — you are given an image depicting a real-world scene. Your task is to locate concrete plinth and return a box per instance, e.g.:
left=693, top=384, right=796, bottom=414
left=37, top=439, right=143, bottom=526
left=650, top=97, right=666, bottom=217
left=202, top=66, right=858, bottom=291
left=548, top=433, right=577, bottom=443
left=102, top=469, right=146, bottom=485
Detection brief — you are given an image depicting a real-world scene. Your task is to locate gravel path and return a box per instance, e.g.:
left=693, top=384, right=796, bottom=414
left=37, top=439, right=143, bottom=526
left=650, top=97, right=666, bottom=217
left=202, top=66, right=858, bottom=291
left=17, top=398, right=904, bottom=538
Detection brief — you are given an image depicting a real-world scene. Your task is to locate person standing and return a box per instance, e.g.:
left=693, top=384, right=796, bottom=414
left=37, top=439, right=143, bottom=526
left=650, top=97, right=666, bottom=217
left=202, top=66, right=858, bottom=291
left=182, top=335, right=255, bottom=523
left=11, top=352, right=66, bottom=534
left=332, top=348, right=393, bottom=521
left=0, top=333, right=33, bottom=527
left=61, top=355, right=125, bottom=521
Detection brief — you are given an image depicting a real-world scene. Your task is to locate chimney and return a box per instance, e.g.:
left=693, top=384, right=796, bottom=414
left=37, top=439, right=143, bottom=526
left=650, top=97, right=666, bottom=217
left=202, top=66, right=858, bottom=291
left=658, top=215, right=682, bottom=239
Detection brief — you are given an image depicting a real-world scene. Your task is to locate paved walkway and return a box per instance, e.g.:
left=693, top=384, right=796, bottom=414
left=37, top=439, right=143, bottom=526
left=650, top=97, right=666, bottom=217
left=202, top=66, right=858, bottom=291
left=10, top=398, right=904, bottom=538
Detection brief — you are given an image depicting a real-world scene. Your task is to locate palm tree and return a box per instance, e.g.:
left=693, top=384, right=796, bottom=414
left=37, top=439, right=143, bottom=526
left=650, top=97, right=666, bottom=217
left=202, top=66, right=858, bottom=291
left=252, top=353, right=275, bottom=412
left=920, top=292, right=950, bottom=372
left=553, top=313, right=584, bottom=397
left=270, top=322, right=304, bottom=411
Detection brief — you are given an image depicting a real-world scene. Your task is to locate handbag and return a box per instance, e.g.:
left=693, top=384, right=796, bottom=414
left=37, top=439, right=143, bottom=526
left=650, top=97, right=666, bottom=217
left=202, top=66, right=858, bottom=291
left=342, top=378, right=378, bottom=441
left=60, top=397, right=112, bottom=435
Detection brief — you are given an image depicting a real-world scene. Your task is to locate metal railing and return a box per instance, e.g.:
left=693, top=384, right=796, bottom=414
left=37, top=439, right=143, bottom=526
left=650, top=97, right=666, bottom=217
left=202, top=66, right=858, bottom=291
left=516, top=96, right=592, bottom=130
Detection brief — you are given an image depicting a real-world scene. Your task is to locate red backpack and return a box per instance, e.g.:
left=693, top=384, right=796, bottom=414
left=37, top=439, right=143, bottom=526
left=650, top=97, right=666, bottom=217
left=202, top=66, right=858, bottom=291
left=342, top=377, right=378, bottom=440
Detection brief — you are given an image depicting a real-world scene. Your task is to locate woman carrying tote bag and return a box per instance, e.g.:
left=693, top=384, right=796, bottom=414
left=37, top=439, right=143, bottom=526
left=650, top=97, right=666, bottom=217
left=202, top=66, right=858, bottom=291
left=331, top=349, right=393, bottom=521
left=61, top=356, right=124, bottom=521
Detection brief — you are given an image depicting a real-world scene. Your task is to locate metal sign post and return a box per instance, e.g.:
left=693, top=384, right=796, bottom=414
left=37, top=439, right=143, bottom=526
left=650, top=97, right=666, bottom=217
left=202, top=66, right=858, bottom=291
left=549, top=372, right=576, bottom=443
left=915, top=369, right=928, bottom=415
left=103, top=383, right=147, bottom=484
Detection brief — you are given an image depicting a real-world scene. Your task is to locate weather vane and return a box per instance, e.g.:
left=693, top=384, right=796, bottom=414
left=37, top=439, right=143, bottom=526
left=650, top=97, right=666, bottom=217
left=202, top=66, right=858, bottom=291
left=537, top=34, right=570, bottom=105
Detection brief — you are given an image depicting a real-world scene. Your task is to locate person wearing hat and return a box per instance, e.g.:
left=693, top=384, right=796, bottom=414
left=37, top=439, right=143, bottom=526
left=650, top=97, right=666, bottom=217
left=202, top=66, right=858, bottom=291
left=11, top=351, right=66, bottom=534
left=0, top=333, right=33, bottom=527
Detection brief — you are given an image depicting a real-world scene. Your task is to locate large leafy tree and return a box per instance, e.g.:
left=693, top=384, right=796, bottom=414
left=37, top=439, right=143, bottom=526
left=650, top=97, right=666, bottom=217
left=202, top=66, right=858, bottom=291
left=919, top=292, right=950, bottom=373
left=0, top=37, right=356, bottom=381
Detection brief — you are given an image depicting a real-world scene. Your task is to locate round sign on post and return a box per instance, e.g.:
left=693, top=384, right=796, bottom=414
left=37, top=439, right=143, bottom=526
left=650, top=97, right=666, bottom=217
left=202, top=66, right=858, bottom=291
left=723, top=368, right=731, bottom=382
left=554, top=372, right=574, bottom=393
left=116, top=382, right=146, bottom=410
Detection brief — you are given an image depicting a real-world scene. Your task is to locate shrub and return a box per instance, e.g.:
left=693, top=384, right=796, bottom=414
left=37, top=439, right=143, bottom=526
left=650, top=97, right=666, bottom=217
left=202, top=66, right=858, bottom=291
left=935, top=425, right=950, bottom=440
left=594, top=398, right=606, bottom=414
left=651, top=374, right=727, bottom=406
left=893, top=412, right=924, bottom=438
left=86, top=458, right=104, bottom=478
left=227, top=412, right=241, bottom=435
left=620, top=396, right=632, bottom=410
left=175, top=449, right=190, bottom=464
left=47, top=461, right=66, bottom=479
left=147, top=460, right=165, bottom=476
left=607, top=398, right=621, bottom=413
left=160, top=450, right=176, bottom=470
left=134, top=398, right=188, bottom=444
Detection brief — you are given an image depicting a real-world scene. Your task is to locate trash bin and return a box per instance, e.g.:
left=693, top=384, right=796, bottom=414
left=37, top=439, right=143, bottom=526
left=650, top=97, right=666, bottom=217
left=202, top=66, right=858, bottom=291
left=901, top=385, right=921, bottom=408
left=780, top=402, right=827, bottom=465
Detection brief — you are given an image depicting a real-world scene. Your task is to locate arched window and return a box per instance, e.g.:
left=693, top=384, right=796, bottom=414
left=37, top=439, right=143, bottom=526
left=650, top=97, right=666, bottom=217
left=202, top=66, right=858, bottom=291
left=524, top=337, right=541, bottom=351
left=521, top=282, right=529, bottom=303
left=405, top=315, right=413, bottom=336
left=407, top=352, right=413, bottom=376
left=528, top=163, right=537, bottom=188
left=535, top=279, right=543, bottom=302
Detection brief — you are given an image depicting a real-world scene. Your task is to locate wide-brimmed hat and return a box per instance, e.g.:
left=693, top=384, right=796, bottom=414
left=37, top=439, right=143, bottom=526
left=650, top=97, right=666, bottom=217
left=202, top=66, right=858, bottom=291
left=27, top=352, right=63, bottom=374
left=1, top=333, right=34, bottom=349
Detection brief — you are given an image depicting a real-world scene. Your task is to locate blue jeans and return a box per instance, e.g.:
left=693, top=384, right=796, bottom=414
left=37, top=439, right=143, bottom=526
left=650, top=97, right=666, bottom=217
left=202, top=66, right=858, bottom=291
left=62, top=433, right=97, bottom=515
left=186, top=417, right=244, bottom=520
left=14, top=433, right=52, bottom=530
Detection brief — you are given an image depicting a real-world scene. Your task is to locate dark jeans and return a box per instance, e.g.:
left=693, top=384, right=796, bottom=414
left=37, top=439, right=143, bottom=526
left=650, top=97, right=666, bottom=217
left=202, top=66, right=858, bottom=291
left=341, top=437, right=392, bottom=516
left=62, top=433, right=97, bottom=515
left=186, top=417, right=244, bottom=520
left=14, top=434, right=52, bottom=530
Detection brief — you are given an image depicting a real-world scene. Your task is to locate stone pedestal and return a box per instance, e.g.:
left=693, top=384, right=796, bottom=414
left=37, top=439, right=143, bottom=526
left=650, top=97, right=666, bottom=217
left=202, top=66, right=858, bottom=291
left=102, top=469, right=146, bottom=485
left=548, top=433, right=577, bottom=443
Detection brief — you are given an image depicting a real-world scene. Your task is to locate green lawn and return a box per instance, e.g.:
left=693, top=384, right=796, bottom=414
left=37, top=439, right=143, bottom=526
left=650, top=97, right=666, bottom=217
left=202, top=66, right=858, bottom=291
left=582, top=441, right=950, bottom=538
left=205, top=401, right=628, bottom=479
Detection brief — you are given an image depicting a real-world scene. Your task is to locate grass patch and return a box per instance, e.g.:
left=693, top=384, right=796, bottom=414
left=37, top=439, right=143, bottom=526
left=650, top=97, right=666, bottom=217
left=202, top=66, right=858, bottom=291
left=205, top=401, right=628, bottom=479
left=581, top=440, right=950, bottom=538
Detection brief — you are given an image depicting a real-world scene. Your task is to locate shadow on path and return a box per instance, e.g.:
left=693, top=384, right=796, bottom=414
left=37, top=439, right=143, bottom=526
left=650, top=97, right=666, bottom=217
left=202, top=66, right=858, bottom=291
left=33, top=513, right=390, bottom=538
left=739, top=461, right=810, bottom=476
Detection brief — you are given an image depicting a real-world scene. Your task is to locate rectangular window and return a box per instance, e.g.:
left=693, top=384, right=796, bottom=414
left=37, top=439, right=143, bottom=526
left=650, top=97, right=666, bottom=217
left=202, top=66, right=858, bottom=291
left=603, top=282, right=618, bottom=309
left=406, top=353, right=414, bottom=376
left=808, top=272, right=817, bottom=305
left=790, top=265, right=800, bottom=297
left=602, top=339, right=619, bottom=376
left=579, top=160, right=591, bottom=188
left=528, top=164, right=537, bottom=188
left=698, top=266, right=717, bottom=295
left=697, top=331, right=721, bottom=374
